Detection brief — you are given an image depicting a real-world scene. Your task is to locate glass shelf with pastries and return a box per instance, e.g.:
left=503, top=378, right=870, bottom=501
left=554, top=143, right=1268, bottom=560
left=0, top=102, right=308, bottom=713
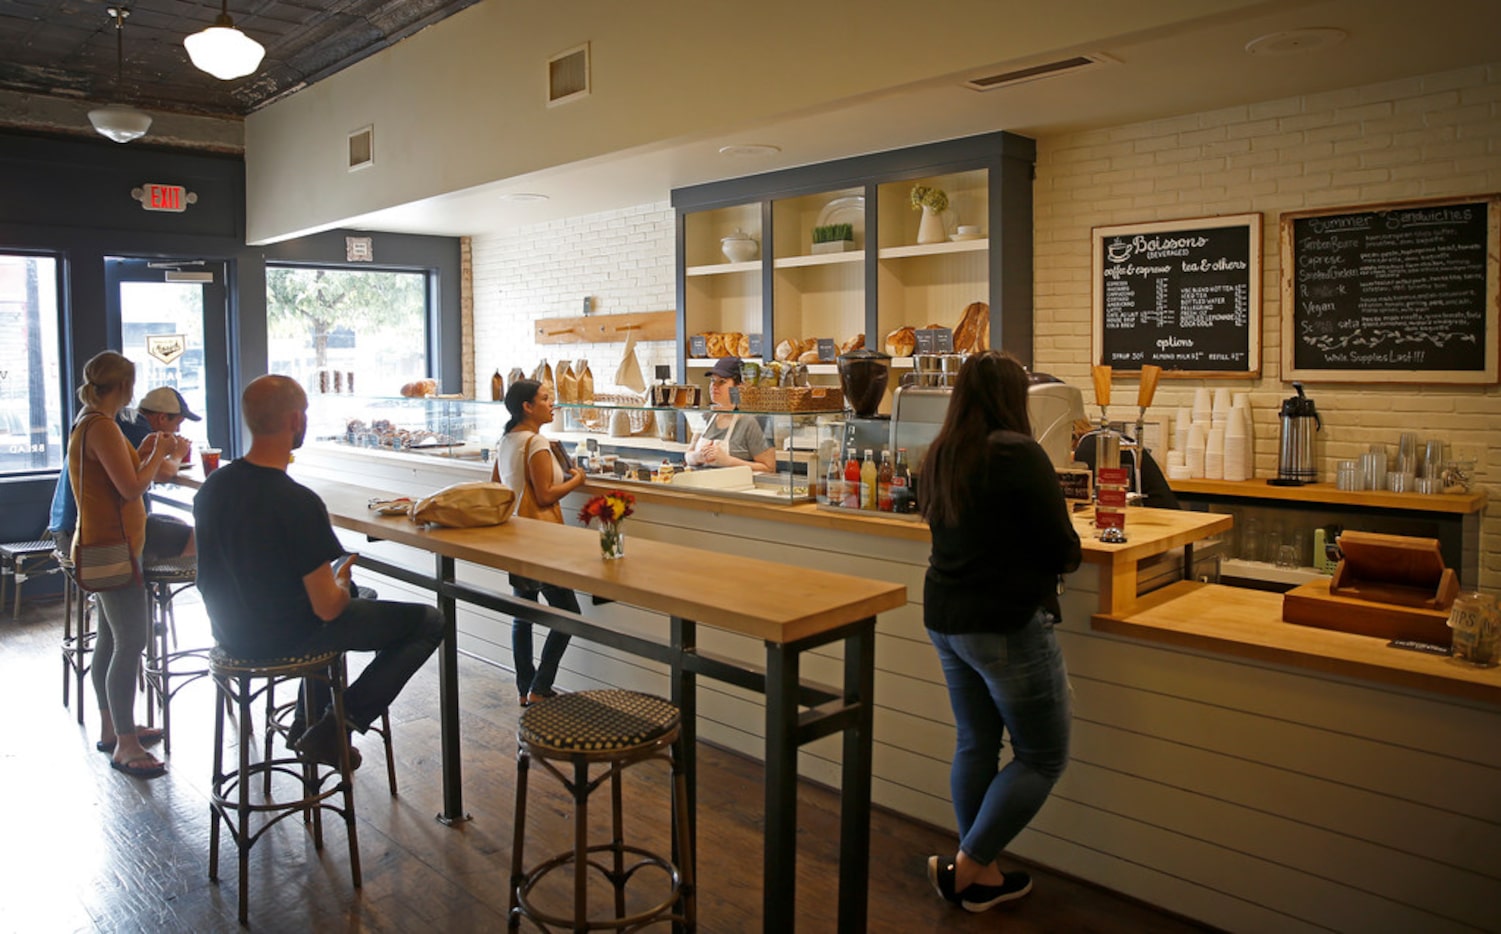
left=553, top=401, right=827, bottom=504
left=306, top=393, right=508, bottom=461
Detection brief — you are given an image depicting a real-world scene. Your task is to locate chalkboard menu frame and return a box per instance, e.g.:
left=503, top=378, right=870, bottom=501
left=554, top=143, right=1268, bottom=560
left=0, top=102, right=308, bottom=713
left=1281, top=195, right=1500, bottom=384
left=1092, top=213, right=1261, bottom=379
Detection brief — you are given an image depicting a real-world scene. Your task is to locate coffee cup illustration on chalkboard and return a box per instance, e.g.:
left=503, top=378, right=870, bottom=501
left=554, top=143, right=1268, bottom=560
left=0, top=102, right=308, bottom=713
left=1106, top=238, right=1132, bottom=263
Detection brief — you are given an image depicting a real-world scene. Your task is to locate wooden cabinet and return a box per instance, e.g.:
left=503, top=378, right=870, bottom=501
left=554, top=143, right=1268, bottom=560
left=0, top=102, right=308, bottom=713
left=672, top=132, right=1035, bottom=378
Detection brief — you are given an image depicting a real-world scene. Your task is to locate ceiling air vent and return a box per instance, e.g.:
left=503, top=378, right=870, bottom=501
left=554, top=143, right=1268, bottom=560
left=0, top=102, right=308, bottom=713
left=548, top=43, right=591, bottom=106
left=348, top=125, right=374, bottom=172
left=965, top=53, right=1115, bottom=91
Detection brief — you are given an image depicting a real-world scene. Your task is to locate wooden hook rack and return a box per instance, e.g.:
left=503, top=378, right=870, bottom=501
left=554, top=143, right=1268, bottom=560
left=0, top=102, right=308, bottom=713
left=534, top=310, right=676, bottom=345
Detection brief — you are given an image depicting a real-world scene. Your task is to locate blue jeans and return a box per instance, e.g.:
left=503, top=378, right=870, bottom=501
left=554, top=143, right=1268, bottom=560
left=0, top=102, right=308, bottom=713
left=294, top=598, right=444, bottom=732
left=510, top=574, right=577, bottom=696
left=927, top=608, right=1071, bottom=865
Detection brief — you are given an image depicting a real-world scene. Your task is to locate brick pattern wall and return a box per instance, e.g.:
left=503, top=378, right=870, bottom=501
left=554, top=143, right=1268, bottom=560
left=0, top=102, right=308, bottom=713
left=1033, top=63, right=1501, bottom=589
left=470, top=201, right=676, bottom=397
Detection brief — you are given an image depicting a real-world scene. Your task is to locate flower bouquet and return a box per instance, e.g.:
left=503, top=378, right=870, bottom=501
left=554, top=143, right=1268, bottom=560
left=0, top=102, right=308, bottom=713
left=579, top=490, right=636, bottom=559
left=910, top=185, right=950, bottom=244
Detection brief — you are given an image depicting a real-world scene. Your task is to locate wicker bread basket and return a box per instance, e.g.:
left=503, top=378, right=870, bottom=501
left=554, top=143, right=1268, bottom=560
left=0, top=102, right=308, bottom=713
left=737, top=385, right=844, bottom=412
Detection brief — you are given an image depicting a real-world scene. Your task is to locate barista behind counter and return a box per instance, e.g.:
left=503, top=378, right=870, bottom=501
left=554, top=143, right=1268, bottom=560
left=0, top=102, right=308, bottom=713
left=1073, top=430, right=1180, bottom=510
left=683, top=356, right=775, bottom=474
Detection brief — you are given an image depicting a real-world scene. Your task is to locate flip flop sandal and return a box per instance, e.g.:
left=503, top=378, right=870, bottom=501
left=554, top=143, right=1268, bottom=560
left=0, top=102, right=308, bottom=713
left=96, top=727, right=165, bottom=753
left=110, top=755, right=166, bottom=779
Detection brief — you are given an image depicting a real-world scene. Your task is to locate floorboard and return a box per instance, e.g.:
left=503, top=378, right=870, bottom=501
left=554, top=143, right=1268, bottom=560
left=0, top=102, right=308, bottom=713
left=0, top=589, right=1214, bottom=932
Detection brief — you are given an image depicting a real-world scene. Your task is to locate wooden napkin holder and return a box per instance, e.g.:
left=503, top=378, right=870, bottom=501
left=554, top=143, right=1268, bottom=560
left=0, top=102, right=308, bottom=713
left=1282, top=531, right=1458, bottom=644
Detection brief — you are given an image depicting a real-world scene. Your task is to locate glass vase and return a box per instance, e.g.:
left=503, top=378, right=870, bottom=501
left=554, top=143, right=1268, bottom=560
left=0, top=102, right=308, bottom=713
left=599, top=521, right=625, bottom=560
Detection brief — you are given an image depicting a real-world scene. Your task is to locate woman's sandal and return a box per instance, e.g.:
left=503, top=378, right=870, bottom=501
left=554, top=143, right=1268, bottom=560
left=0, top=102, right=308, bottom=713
left=110, top=754, right=166, bottom=778
left=96, top=727, right=164, bottom=753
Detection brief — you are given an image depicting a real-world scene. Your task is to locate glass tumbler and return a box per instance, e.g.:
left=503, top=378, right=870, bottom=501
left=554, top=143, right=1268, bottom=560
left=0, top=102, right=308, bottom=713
left=1335, top=460, right=1360, bottom=491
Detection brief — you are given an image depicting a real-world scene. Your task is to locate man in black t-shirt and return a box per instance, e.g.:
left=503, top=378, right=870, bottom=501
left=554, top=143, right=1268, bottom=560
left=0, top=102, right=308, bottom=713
left=194, top=375, right=443, bottom=768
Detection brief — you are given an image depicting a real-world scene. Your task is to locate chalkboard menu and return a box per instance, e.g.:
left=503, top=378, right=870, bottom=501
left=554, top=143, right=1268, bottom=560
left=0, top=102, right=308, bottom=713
left=1092, top=214, right=1261, bottom=378
left=1282, top=196, right=1500, bottom=384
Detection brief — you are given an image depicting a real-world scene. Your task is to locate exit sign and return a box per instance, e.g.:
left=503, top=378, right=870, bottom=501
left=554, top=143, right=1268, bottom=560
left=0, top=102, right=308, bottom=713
left=132, top=183, right=198, bottom=213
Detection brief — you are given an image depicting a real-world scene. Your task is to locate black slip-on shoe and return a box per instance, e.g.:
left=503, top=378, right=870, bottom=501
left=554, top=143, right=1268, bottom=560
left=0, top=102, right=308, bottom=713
left=960, top=870, right=1033, bottom=912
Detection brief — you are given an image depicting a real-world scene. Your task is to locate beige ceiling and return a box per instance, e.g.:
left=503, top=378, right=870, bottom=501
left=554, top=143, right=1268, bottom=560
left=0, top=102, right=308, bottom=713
left=334, top=0, right=1501, bottom=240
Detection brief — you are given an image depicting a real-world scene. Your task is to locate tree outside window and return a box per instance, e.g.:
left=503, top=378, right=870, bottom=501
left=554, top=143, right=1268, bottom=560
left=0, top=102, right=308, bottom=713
left=266, top=266, right=428, bottom=398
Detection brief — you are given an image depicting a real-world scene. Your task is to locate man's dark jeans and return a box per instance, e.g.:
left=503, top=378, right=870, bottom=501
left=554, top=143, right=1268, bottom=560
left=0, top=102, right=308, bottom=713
left=295, top=598, right=444, bottom=732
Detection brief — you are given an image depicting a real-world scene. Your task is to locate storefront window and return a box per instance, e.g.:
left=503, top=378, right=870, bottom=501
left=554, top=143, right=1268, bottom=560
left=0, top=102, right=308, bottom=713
left=266, top=266, right=429, bottom=397
left=120, top=281, right=210, bottom=451
left=0, top=254, right=63, bottom=474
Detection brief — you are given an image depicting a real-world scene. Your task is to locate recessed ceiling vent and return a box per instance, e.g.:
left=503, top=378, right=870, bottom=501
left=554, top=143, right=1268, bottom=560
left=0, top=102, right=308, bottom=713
left=548, top=42, right=591, bottom=106
left=348, top=125, right=374, bottom=171
left=965, top=53, right=1115, bottom=91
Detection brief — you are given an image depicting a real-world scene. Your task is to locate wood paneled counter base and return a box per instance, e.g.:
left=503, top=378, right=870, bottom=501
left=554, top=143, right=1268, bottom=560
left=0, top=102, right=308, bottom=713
left=167, top=473, right=905, bottom=933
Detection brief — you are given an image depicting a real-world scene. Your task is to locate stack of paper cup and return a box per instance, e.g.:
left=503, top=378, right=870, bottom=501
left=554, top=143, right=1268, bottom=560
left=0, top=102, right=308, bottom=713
left=1212, top=388, right=1232, bottom=428
left=1204, top=427, right=1225, bottom=479
left=1175, top=406, right=1192, bottom=453
left=1186, top=422, right=1207, bottom=479
left=1223, top=405, right=1249, bottom=481
left=1232, top=395, right=1254, bottom=480
left=1193, top=388, right=1212, bottom=425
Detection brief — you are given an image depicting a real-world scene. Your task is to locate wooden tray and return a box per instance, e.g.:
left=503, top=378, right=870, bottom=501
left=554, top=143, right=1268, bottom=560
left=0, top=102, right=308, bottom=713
left=1329, top=530, right=1458, bottom=610
left=1282, top=578, right=1453, bottom=646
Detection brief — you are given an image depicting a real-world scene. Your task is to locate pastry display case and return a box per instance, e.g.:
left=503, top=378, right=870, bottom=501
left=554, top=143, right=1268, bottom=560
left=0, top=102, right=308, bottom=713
left=306, top=394, right=507, bottom=461
left=555, top=402, right=821, bottom=504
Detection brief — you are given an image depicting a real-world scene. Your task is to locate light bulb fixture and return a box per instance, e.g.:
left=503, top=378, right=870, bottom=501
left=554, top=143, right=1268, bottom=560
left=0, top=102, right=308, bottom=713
left=184, top=0, right=266, bottom=81
left=88, top=7, right=152, bottom=143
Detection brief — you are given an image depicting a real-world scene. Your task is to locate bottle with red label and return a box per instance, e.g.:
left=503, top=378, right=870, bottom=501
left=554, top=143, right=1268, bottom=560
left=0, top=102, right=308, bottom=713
left=843, top=451, right=861, bottom=509
left=877, top=450, right=895, bottom=512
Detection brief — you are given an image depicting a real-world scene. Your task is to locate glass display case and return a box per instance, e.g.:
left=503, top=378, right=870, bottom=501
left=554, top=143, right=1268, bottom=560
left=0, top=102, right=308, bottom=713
left=306, top=393, right=507, bottom=462
left=555, top=402, right=821, bottom=504
left=812, top=414, right=923, bottom=520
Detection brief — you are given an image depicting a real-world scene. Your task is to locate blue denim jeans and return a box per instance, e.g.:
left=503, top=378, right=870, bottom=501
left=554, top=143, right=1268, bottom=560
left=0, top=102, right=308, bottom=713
left=927, top=608, right=1071, bottom=865
left=509, top=573, right=577, bottom=696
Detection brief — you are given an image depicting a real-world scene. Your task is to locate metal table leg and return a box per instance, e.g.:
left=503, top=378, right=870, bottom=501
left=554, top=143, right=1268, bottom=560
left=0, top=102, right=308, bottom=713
left=762, top=641, right=800, bottom=931
left=435, top=554, right=469, bottom=824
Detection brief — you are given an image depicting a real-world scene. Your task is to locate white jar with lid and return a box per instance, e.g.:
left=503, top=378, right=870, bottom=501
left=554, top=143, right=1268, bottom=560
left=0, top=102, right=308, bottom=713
left=721, top=229, right=758, bottom=263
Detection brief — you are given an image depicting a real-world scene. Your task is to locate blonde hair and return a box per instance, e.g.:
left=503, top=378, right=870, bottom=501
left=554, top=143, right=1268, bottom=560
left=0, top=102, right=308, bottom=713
left=77, top=351, right=135, bottom=407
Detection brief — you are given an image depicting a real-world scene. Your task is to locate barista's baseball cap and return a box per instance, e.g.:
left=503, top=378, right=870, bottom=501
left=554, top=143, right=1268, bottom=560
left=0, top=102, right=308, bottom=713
left=706, top=356, right=742, bottom=383
left=138, top=386, right=202, bottom=421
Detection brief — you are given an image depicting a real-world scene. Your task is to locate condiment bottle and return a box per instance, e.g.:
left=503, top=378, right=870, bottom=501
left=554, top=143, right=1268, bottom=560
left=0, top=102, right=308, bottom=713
left=861, top=448, right=878, bottom=511
left=891, top=448, right=912, bottom=514
left=877, top=450, right=894, bottom=512
left=843, top=452, right=861, bottom=509
left=824, top=456, right=844, bottom=507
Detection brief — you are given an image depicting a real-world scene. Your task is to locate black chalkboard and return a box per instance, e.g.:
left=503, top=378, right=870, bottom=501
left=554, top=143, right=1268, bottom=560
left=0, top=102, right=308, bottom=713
left=1282, top=196, right=1500, bottom=383
left=1092, top=214, right=1261, bottom=378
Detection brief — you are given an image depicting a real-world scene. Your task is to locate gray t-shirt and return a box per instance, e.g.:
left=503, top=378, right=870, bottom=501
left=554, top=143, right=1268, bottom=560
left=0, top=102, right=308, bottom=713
left=699, top=413, right=771, bottom=463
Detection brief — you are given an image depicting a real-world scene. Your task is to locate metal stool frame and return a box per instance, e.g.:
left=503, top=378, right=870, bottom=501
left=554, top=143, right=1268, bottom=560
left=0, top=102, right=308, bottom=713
left=508, top=711, right=695, bottom=932
left=208, top=648, right=362, bottom=925
left=1, top=540, right=60, bottom=619
left=264, top=686, right=400, bottom=796
left=141, top=559, right=209, bottom=757
left=57, top=554, right=96, bottom=724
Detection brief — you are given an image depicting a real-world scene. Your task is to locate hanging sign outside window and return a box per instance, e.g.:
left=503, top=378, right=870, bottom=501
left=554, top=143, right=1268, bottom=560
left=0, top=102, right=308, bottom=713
left=147, top=334, right=186, bottom=366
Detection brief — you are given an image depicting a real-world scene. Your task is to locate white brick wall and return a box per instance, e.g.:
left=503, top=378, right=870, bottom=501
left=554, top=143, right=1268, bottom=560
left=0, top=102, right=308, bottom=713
left=470, top=201, right=676, bottom=396
left=1035, top=62, right=1501, bottom=590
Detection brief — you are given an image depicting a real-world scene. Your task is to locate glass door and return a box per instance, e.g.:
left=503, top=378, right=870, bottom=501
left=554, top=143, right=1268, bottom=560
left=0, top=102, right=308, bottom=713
left=105, top=257, right=232, bottom=453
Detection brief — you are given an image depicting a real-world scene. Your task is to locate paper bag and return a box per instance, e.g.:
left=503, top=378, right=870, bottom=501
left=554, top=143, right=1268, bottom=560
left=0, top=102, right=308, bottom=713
left=615, top=330, right=646, bottom=393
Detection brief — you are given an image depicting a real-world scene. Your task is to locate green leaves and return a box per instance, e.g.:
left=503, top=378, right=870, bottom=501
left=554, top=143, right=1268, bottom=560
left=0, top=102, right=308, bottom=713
left=812, top=223, right=854, bottom=244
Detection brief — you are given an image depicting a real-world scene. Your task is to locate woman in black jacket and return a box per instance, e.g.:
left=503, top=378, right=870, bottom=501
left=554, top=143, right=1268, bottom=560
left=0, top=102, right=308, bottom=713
left=919, top=351, right=1082, bottom=913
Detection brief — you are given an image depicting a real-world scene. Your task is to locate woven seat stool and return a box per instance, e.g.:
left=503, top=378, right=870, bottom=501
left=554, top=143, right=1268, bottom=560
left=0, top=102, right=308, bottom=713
left=1, top=539, right=60, bottom=619
left=141, top=556, right=209, bottom=756
left=508, top=689, right=695, bottom=932
left=208, top=647, right=362, bottom=925
left=55, top=550, right=96, bottom=724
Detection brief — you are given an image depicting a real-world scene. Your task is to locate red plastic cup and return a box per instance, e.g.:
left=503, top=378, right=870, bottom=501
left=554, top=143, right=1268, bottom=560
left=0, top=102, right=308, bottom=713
left=201, top=448, right=222, bottom=475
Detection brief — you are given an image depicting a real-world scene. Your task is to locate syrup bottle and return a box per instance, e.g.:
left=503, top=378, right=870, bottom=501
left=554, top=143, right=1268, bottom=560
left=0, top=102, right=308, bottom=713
left=861, top=448, right=878, bottom=511
left=843, top=451, right=861, bottom=509
left=877, top=449, right=894, bottom=512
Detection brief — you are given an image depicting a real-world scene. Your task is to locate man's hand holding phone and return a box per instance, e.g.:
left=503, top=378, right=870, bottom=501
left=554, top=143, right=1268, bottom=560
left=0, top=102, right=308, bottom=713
left=333, top=552, right=357, bottom=588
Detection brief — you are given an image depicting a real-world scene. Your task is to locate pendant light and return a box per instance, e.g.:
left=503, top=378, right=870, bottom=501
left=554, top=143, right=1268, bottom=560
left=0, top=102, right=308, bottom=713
left=88, top=7, right=152, bottom=144
left=184, top=0, right=265, bottom=81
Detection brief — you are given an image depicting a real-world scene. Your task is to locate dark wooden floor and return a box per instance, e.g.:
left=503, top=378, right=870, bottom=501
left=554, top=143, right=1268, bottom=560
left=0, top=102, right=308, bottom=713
left=0, top=588, right=1212, bottom=932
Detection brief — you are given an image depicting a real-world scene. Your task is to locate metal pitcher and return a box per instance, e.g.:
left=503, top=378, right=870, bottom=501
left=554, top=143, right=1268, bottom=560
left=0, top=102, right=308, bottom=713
left=1273, top=382, right=1322, bottom=485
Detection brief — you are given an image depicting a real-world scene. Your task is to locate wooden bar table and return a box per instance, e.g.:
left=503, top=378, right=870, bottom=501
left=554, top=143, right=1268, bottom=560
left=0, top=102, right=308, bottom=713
left=173, top=473, right=906, bottom=932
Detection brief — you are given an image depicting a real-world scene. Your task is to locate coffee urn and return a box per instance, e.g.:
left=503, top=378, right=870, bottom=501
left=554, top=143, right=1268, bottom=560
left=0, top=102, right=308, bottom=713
left=1271, top=382, right=1322, bottom=486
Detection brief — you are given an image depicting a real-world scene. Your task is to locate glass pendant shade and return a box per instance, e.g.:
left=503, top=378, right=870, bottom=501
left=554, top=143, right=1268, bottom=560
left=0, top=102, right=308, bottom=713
left=88, top=103, right=153, bottom=143
left=184, top=14, right=265, bottom=80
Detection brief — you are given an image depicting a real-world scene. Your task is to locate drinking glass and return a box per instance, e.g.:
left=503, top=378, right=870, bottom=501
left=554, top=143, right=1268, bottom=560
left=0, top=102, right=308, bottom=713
left=1240, top=516, right=1261, bottom=563
left=1275, top=544, right=1298, bottom=569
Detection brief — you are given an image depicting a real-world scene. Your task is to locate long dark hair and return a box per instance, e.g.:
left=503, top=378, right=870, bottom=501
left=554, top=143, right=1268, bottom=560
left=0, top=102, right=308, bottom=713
left=918, top=350, right=1032, bottom=528
left=504, top=379, right=542, bottom=433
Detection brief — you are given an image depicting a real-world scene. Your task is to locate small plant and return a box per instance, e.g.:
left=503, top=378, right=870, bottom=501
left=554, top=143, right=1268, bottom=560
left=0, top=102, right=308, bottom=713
left=910, top=185, right=949, bottom=213
left=812, top=223, right=854, bottom=244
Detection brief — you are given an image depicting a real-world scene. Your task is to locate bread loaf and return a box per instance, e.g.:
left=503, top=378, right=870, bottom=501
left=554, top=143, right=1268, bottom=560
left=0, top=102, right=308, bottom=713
left=774, top=338, right=797, bottom=362
left=953, top=302, right=989, bottom=354
left=884, top=326, right=916, bottom=357
left=838, top=333, right=865, bottom=355
left=400, top=378, right=439, bottom=398
left=734, top=332, right=751, bottom=357
left=797, top=349, right=822, bottom=365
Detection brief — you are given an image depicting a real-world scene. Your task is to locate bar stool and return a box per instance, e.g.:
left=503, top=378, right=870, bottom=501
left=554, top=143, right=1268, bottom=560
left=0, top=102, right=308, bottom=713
left=1, top=539, right=61, bottom=619
left=508, top=689, right=695, bottom=932
left=208, top=647, right=362, bottom=926
left=56, top=547, right=96, bottom=725
left=142, top=556, right=211, bottom=757
left=265, top=688, right=400, bottom=795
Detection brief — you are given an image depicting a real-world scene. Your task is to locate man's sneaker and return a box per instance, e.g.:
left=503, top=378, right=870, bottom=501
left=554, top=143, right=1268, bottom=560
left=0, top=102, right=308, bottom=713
left=926, top=855, right=961, bottom=905
left=960, top=869, right=1033, bottom=912
left=293, top=712, right=362, bottom=771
